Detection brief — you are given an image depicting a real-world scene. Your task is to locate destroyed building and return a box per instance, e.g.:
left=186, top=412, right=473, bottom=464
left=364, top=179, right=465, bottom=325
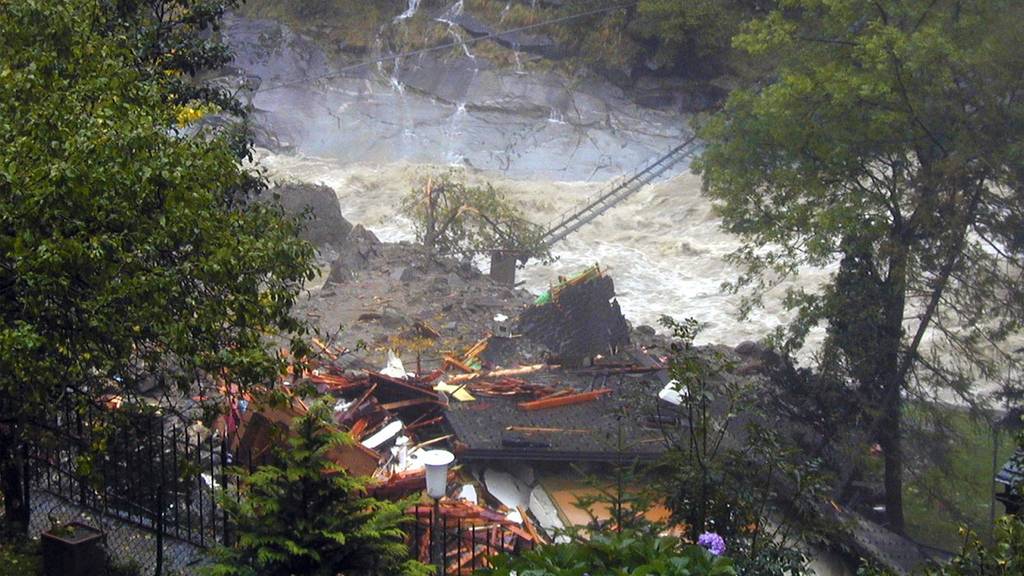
left=222, top=263, right=938, bottom=575
left=518, top=266, right=631, bottom=367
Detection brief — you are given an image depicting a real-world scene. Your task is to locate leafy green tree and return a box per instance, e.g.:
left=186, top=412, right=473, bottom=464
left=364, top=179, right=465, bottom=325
left=203, top=400, right=429, bottom=576
left=0, top=0, right=315, bottom=531
left=103, top=0, right=247, bottom=115
left=490, top=0, right=769, bottom=80
left=400, top=171, right=551, bottom=263
left=632, top=0, right=770, bottom=76
left=698, top=0, right=1024, bottom=531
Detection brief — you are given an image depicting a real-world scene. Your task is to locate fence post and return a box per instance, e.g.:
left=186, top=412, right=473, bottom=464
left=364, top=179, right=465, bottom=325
left=20, top=439, right=31, bottom=531
left=154, top=428, right=165, bottom=576
left=220, top=435, right=230, bottom=546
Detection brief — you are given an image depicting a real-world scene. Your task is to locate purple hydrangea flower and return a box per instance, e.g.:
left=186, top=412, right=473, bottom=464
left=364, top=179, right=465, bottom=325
left=697, top=532, right=726, bottom=556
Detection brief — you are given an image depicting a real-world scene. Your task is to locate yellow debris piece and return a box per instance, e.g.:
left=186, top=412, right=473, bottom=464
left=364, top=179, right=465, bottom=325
left=433, top=380, right=476, bottom=402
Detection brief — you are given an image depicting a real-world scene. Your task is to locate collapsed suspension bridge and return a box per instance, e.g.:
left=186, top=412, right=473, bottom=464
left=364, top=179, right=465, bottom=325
left=540, top=134, right=702, bottom=248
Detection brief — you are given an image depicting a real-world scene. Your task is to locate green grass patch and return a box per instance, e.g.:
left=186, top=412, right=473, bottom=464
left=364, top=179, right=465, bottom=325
left=903, top=404, right=1015, bottom=552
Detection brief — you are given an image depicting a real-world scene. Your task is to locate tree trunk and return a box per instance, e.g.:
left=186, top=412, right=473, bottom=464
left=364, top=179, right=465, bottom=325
left=880, top=392, right=904, bottom=532
left=0, top=423, right=30, bottom=535
left=424, top=178, right=436, bottom=250
left=878, top=246, right=909, bottom=532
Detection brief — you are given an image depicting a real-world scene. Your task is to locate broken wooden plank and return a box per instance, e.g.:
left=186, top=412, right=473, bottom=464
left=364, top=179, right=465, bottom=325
left=534, top=389, right=572, bottom=401
left=379, top=397, right=441, bottom=411
left=349, top=418, right=369, bottom=441
left=311, top=336, right=338, bottom=360
left=516, top=388, right=612, bottom=411
left=462, top=337, right=490, bottom=361
left=518, top=505, right=546, bottom=544
left=444, top=355, right=477, bottom=374
left=306, top=372, right=366, bottom=391
left=405, top=416, right=445, bottom=432
left=336, top=383, right=378, bottom=424
left=449, top=364, right=555, bottom=384
left=411, top=434, right=454, bottom=451
left=504, top=426, right=591, bottom=434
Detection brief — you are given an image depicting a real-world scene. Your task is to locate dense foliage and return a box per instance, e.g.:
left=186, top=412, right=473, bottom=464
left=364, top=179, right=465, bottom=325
left=105, top=0, right=247, bottom=115
left=651, top=318, right=825, bottom=576
left=204, top=401, right=429, bottom=576
left=400, top=171, right=551, bottom=263
left=475, top=528, right=736, bottom=576
left=698, top=0, right=1024, bottom=530
left=0, top=0, right=315, bottom=529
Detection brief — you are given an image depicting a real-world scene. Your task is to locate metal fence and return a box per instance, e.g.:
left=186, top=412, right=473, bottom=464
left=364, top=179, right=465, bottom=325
left=22, top=393, right=234, bottom=550
left=4, top=392, right=532, bottom=575
left=408, top=504, right=535, bottom=575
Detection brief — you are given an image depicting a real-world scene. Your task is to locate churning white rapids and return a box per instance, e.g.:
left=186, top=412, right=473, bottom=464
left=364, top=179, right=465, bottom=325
left=224, top=11, right=1009, bottom=397
left=219, top=12, right=835, bottom=351
left=256, top=150, right=834, bottom=350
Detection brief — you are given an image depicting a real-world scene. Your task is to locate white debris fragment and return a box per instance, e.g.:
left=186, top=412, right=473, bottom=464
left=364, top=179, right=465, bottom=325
left=658, top=379, right=688, bottom=406
left=201, top=473, right=219, bottom=490
left=380, top=349, right=412, bottom=379
left=458, top=484, right=479, bottom=504
left=484, top=468, right=530, bottom=509
left=363, top=420, right=404, bottom=449
left=528, top=485, right=566, bottom=539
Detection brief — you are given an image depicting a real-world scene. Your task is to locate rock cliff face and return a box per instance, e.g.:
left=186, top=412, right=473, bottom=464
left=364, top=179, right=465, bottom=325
left=217, top=12, right=693, bottom=180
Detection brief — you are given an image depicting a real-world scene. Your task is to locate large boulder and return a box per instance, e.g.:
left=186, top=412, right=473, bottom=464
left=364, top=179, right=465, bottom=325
left=267, top=182, right=352, bottom=250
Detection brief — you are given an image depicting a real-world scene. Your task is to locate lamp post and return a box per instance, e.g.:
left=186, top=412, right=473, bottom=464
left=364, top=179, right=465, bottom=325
left=423, top=449, right=454, bottom=576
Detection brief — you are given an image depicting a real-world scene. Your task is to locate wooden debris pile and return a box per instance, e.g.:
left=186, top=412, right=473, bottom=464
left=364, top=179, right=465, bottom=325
left=223, top=273, right=666, bottom=570
left=406, top=500, right=540, bottom=574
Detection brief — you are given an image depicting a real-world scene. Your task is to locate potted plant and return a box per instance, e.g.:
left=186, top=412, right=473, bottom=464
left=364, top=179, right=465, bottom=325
left=40, top=521, right=106, bottom=576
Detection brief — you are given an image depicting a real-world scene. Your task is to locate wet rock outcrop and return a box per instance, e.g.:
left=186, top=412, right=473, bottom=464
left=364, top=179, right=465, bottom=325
left=267, top=182, right=352, bottom=251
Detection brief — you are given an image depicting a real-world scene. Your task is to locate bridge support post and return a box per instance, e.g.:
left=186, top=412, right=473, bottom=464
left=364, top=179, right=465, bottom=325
left=489, top=250, right=518, bottom=286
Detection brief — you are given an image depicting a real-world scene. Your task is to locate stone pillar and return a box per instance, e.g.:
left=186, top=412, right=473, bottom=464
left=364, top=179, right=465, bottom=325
left=489, top=250, right=518, bottom=286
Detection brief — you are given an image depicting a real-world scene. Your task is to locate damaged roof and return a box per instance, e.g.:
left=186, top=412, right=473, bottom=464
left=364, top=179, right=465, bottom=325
left=445, top=367, right=672, bottom=462
left=996, top=447, right=1024, bottom=488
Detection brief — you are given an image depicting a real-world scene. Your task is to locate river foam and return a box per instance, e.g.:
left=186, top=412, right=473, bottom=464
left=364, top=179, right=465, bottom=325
left=255, top=149, right=832, bottom=350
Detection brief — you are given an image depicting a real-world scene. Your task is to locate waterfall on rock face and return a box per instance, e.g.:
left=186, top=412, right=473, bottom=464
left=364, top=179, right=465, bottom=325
left=436, top=2, right=474, bottom=61
left=548, top=108, right=566, bottom=125
left=512, top=46, right=524, bottom=74
left=445, top=102, right=469, bottom=165
left=395, top=0, right=421, bottom=21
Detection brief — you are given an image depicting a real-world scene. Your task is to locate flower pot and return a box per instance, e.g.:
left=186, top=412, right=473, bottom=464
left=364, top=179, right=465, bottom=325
left=41, top=522, right=106, bottom=576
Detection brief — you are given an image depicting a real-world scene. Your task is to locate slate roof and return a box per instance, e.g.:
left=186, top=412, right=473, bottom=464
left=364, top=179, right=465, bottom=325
left=996, top=447, right=1024, bottom=488
left=445, top=368, right=673, bottom=462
